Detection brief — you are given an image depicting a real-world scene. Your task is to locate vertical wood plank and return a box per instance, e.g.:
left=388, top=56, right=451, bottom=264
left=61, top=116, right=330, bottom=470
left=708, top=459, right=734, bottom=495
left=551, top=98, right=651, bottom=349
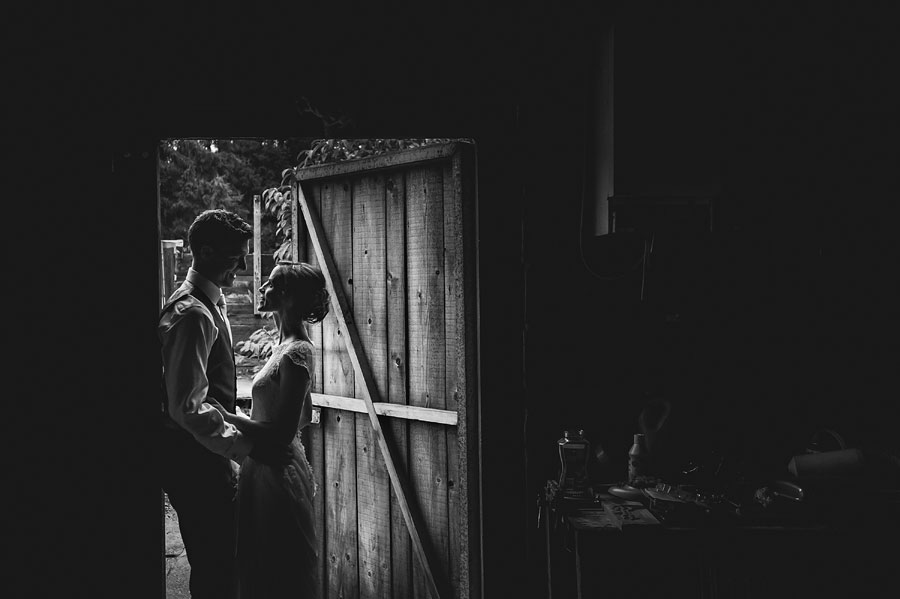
left=322, top=179, right=359, bottom=599
left=353, top=174, right=392, bottom=598
left=406, top=165, right=450, bottom=599
left=442, top=160, right=461, bottom=599
left=456, top=145, right=481, bottom=599
left=253, top=195, right=262, bottom=316
left=291, top=182, right=301, bottom=262
left=161, top=244, right=176, bottom=306
left=305, top=182, right=327, bottom=599
left=294, top=181, right=308, bottom=263
left=386, top=170, right=413, bottom=599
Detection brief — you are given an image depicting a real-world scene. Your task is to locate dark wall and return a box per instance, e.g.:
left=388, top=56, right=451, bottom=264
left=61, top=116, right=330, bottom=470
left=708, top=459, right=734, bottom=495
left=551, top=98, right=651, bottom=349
left=523, top=0, right=900, bottom=539
left=18, top=2, right=897, bottom=598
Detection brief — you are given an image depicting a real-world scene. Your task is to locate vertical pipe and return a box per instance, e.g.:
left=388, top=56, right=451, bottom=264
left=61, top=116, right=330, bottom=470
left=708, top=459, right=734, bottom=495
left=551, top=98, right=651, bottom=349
left=545, top=512, right=552, bottom=599
left=159, top=242, right=164, bottom=310
left=574, top=530, right=583, bottom=599
left=593, top=23, right=615, bottom=236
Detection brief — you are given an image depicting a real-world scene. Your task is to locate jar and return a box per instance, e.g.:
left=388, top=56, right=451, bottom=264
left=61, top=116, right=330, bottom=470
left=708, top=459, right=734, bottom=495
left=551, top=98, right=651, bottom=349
left=558, top=429, right=590, bottom=496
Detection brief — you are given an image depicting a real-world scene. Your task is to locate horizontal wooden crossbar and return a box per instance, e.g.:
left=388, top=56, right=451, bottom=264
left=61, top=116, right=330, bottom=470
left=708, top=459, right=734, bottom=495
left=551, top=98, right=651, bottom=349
left=238, top=385, right=456, bottom=425
left=311, top=393, right=458, bottom=426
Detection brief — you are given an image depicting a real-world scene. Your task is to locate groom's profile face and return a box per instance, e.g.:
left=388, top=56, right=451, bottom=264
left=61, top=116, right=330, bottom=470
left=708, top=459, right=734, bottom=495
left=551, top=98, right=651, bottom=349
left=202, top=239, right=250, bottom=288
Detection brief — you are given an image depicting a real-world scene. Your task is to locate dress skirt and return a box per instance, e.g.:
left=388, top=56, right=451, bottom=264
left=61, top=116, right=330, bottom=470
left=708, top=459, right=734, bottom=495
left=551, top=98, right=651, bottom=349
left=236, top=435, right=318, bottom=598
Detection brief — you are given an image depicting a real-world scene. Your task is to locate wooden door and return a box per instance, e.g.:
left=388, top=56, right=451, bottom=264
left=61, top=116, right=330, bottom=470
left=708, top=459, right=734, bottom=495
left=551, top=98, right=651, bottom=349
left=292, top=142, right=479, bottom=599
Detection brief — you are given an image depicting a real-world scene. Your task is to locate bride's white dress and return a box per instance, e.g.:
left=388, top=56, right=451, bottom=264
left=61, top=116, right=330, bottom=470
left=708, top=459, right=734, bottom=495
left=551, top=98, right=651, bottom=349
left=236, top=339, right=318, bottom=598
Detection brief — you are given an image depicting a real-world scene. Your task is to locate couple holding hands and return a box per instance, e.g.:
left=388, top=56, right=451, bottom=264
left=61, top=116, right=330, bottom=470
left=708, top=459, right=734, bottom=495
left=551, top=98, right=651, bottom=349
left=160, top=209, right=327, bottom=598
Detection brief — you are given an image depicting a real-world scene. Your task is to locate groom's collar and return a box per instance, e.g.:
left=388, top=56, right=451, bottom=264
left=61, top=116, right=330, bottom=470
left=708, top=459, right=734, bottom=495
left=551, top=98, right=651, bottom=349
left=186, top=268, right=222, bottom=306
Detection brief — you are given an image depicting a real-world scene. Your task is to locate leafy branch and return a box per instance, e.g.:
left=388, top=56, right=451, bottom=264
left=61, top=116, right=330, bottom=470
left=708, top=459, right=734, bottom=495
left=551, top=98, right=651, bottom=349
left=262, top=183, right=295, bottom=263
left=235, top=326, right=278, bottom=373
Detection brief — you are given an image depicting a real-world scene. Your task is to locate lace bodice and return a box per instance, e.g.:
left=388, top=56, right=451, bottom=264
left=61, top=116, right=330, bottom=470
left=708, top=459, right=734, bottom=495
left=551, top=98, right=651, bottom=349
left=250, top=339, right=314, bottom=423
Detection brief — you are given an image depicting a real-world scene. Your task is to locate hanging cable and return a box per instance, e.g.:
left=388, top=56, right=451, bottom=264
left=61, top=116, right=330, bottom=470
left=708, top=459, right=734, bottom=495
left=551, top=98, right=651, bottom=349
left=640, top=237, right=647, bottom=300
left=640, top=232, right=655, bottom=301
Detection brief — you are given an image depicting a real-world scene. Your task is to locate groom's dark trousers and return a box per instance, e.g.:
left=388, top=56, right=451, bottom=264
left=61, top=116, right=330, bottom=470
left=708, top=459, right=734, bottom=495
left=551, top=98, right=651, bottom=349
left=162, top=427, right=238, bottom=599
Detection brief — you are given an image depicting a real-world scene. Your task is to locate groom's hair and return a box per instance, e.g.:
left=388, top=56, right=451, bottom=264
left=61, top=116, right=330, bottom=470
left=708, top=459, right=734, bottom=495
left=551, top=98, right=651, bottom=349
left=188, top=209, right=253, bottom=253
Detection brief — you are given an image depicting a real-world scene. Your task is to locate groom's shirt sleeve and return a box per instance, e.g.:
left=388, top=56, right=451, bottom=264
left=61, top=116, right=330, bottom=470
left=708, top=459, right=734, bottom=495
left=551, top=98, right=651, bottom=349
left=159, top=299, right=253, bottom=461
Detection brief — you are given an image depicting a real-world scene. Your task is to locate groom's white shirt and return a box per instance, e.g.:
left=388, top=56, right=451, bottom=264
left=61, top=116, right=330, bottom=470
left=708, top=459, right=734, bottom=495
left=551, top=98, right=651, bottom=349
left=159, top=267, right=252, bottom=462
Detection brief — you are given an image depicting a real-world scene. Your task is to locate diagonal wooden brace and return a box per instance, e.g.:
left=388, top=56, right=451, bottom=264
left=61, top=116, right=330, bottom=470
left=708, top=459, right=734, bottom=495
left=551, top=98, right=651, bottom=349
left=296, top=182, right=444, bottom=599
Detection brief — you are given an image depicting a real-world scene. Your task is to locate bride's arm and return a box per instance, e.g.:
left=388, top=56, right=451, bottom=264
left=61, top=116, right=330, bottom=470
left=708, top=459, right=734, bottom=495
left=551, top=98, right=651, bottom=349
left=210, top=354, right=308, bottom=447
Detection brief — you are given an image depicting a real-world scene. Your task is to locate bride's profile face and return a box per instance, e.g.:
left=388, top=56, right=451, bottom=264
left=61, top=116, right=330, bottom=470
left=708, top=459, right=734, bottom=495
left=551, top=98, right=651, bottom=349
left=258, top=270, right=285, bottom=312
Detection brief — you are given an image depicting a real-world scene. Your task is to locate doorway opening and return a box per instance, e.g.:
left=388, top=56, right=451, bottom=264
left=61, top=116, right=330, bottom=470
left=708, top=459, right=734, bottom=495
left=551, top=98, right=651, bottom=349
left=159, top=137, right=481, bottom=599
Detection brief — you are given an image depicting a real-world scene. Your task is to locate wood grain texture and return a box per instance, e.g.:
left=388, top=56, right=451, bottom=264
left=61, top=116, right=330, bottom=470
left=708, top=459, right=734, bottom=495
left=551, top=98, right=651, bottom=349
left=442, top=160, right=462, bottom=598
left=286, top=143, right=480, bottom=599
left=322, top=179, right=359, bottom=599
left=305, top=182, right=327, bottom=599
left=455, top=145, right=481, bottom=599
left=310, top=394, right=456, bottom=425
left=352, top=174, right=391, bottom=599
left=406, top=164, right=450, bottom=599
left=253, top=195, right=261, bottom=316
left=295, top=186, right=308, bottom=264
left=386, top=170, right=413, bottom=599
left=291, top=184, right=301, bottom=262
left=161, top=245, right=177, bottom=307
left=300, top=177, right=443, bottom=599
left=296, top=143, right=460, bottom=183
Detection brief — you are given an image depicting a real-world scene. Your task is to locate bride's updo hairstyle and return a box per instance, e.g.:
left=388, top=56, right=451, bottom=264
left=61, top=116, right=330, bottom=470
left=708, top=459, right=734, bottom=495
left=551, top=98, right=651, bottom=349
left=270, top=261, right=331, bottom=324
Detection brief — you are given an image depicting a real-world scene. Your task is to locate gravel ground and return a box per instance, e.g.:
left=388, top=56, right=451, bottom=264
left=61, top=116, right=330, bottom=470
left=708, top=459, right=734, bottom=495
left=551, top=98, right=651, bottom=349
left=164, top=493, right=189, bottom=598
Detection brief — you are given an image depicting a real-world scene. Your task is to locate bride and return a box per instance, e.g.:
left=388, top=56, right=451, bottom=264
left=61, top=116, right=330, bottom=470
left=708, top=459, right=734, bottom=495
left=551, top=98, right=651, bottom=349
left=211, top=261, right=329, bottom=598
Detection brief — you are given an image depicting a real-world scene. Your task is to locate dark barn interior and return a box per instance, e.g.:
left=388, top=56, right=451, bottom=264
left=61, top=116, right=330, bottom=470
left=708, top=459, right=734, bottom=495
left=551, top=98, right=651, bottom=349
left=16, top=1, right=899, bottom=597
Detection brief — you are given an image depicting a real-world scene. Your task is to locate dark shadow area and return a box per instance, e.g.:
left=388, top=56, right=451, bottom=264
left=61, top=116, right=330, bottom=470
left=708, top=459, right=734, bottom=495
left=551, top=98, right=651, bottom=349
left=14, top=1, right=899, bottom=598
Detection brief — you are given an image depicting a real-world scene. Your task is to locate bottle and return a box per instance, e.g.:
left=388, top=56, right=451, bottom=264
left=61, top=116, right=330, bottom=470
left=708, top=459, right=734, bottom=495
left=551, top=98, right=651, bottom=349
left=627, top=433, right=646, bottom=486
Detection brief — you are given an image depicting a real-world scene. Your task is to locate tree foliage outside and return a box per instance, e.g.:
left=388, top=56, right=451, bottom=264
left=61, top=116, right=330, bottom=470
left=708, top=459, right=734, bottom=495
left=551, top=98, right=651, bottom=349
left=159, top=138, right=310, bottom=250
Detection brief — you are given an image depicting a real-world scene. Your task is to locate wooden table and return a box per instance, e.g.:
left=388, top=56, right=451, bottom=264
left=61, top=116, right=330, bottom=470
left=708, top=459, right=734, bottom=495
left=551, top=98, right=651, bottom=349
left=546, top=486, right=899, bottom=599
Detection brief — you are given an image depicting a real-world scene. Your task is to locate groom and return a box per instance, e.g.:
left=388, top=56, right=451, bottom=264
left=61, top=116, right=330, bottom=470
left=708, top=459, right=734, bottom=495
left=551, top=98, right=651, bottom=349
left=159, top=209, right=286, bottom=599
